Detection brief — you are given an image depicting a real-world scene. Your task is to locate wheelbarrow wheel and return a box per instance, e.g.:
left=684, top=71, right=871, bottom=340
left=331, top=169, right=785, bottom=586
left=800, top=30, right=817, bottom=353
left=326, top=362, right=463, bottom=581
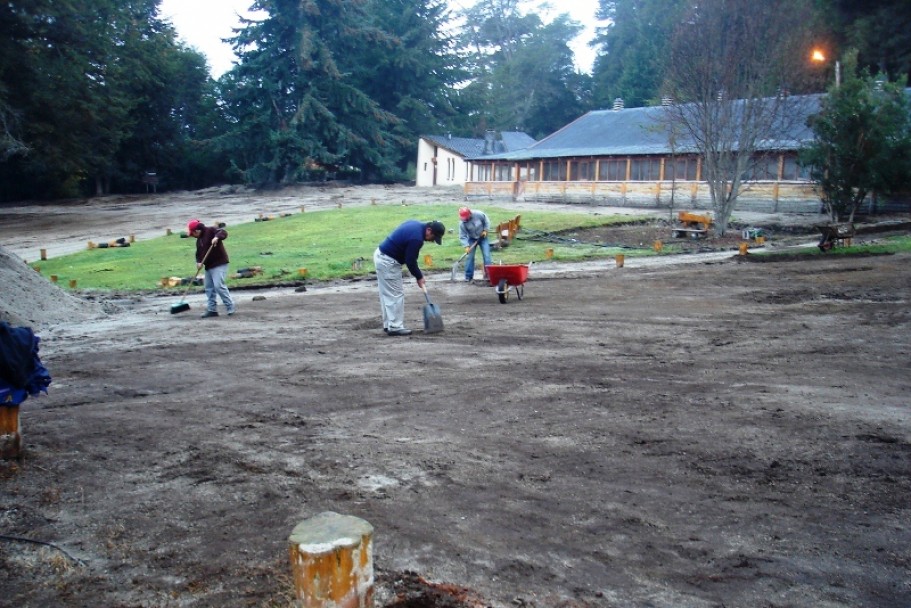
left=497, top=278, right=509, bottom=304
left=515, top=284, right=524, bottom=300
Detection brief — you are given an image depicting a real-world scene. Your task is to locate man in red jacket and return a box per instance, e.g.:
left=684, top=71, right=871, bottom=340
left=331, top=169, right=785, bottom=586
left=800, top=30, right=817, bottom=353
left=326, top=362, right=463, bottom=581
left=187, top=219, right=236, bottom=318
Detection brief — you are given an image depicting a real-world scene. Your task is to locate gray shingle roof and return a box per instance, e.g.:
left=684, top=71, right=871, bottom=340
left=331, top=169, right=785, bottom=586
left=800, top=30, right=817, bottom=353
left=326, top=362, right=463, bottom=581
left=422, top=131, right=536, bottom=158
left=474, top=94, right=826, bottom=161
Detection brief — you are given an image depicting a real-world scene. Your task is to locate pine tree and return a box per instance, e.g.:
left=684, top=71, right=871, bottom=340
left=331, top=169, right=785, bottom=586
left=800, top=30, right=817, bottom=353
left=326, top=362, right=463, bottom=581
left=222, top=0, right=402, bottom=185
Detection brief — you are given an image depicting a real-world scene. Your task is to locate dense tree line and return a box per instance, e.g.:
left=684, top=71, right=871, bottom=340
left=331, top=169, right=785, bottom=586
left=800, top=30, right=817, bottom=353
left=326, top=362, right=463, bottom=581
left=0, top=0, right=907, bottom=200
left=589, top=0, right=910, bottom=108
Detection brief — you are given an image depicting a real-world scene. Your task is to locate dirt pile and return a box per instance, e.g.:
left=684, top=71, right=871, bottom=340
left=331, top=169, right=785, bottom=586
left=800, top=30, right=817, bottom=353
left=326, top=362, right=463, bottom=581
left=0, top=245, right=104, bottom=330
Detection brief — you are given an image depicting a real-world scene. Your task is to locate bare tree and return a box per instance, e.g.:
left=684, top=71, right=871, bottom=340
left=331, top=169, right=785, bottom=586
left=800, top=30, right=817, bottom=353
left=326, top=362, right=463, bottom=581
left=661, top=0, right=818, bottom=235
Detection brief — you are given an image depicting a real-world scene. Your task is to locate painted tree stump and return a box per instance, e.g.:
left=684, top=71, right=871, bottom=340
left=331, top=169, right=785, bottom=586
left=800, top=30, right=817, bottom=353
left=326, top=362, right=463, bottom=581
left=0, top=405, right=21, bottom=459
left=288, top=511, right=374, bottom=608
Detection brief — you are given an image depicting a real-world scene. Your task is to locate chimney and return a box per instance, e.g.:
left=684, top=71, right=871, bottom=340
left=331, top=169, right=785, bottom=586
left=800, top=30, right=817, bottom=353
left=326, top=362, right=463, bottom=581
left=483, top=130, right=495, bottom=155
left=612, top=98, right=624, bottom=111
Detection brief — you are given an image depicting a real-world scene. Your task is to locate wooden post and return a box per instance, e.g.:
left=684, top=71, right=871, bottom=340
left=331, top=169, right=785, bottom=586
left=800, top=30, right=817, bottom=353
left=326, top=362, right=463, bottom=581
left=423, top=254, right=432, bottom=267
left=50, top=275, right=58, bottom=283
left=69, top=279, right=77, bottom=288
left=615, top=254, right=625, bottom=268
left=0, top=405, right=21, bottom=459
left=40, top=248, right=47, bottom=260
left=289, top=511, right=374, bottom=608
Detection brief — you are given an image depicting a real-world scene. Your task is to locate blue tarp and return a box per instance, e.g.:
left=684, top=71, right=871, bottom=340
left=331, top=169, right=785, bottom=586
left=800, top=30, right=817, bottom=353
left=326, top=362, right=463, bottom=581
left=0, top=321, right=51, bottom=407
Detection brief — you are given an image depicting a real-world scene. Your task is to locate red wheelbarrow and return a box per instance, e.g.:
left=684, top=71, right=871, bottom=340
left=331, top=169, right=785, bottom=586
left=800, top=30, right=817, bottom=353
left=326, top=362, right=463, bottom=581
left=484, top=263, right=530, bottom=304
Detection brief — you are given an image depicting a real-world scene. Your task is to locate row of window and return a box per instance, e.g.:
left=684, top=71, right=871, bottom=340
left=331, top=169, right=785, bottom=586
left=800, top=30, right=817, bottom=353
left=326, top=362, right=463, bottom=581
left=470, top=154, right=810, bottom=182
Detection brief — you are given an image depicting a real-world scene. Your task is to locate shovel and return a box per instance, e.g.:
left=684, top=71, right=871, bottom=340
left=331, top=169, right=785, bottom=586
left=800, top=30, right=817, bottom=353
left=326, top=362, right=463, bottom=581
left=451, top=240, right=479, bottom=282
left=420, top=285, right=444, bottom=334
left=170, top=241, right=216, bottom=314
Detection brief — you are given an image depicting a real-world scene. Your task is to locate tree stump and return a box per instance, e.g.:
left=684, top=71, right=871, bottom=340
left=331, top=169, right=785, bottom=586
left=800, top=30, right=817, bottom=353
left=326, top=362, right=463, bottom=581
left=0, top=405, right=21, bottom=459
left=288, top=511, right=374, bottom=608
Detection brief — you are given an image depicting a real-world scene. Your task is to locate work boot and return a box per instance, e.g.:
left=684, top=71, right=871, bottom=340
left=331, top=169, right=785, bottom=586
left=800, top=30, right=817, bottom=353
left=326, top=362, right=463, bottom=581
left=201, top=310, right=219, bottom=318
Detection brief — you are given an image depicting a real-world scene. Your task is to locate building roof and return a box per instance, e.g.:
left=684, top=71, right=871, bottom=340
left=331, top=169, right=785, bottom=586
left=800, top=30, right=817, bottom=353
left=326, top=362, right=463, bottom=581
left=473, top=94, right=826, bottom=161
left=422, top=131, right=536, bottom=158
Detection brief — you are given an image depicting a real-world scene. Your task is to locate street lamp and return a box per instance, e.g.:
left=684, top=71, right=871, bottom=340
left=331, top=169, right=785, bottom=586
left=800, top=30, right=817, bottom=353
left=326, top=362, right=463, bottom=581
left=811, top=49, right=840, bottom=88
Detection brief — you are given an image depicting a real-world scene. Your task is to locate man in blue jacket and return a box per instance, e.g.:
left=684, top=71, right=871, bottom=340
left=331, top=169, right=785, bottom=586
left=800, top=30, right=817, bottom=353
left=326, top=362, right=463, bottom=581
left=374, top=220, right=446, bottom=336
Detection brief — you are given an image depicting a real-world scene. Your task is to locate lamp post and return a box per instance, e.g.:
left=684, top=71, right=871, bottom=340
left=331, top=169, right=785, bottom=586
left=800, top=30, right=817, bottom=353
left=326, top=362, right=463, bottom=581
left=811, top=49, right=840, bottom=88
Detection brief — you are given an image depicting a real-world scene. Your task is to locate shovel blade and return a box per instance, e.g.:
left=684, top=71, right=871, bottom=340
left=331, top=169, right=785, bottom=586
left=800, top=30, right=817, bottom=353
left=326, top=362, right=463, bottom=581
left=170, top=302, right=191, bottom=314
left=423, top=302, right=444, bottom=333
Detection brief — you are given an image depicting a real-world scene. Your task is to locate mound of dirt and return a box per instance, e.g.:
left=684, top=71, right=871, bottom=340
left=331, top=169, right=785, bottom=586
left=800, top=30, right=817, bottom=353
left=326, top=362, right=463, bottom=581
left=0, top=245, right=105, bottom=330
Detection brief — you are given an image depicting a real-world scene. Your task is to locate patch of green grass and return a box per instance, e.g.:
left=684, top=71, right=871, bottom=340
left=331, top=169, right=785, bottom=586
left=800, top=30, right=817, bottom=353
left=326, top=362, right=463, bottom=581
left=847, top=235, right=911, bottom=254
left=34, top=205, right=655, bottom=291
left=754, top=234, right=911, bottom=257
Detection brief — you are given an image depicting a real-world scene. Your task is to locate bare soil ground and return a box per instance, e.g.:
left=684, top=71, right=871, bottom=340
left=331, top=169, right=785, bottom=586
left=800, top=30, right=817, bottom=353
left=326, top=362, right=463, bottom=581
left=1, top=185, right=910, bottom=607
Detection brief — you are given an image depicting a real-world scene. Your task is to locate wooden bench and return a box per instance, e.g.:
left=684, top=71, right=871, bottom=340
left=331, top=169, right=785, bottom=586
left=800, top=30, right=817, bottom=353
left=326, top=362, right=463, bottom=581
left=494, top=214, right=521, bottom=248
left=672, top=211, right=713, bottom=240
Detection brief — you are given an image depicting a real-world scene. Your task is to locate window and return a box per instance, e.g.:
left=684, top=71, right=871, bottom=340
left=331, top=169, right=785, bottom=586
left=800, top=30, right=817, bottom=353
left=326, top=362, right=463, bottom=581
left=518, top=162, right=536, bottom=181
left=667, top=156, right=698, bottom=181
left=598, top=159, right=627, bottom=181
left=542, top=160, right=567, bottom=181
left=630, top=157, right=661, bottom=181
left=781, top=154, right=809, bottom=180
left=494, top=164, right=513, bottom=181
left=747, top=154, right=778, bottom=180
left=570, top=160, right=594, bottom=181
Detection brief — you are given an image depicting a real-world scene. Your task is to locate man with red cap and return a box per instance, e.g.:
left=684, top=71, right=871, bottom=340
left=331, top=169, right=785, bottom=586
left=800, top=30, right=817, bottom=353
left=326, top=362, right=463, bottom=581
left=457, top=207, right=492, bottom=283
left=187, top=219, right=235, bottom=318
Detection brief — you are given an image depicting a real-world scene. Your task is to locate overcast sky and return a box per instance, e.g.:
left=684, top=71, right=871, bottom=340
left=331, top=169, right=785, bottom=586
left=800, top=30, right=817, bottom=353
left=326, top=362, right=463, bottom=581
left=158, top=0, right=603, bottom=79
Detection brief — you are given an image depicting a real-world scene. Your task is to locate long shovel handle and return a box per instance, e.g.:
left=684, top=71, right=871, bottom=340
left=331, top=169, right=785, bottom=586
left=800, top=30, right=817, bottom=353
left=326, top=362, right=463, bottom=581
left=460, top=240, right=480, bottom=261
left=177, top=240, right=216, bottom=302
left=451, top=240, right=480, bottom=281
left=421, top=284, right=434, bottom=305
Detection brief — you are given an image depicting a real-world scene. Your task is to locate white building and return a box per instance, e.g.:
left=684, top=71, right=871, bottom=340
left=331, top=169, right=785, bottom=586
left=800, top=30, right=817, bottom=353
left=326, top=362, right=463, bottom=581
left=416, top=131, right=535, bottom=187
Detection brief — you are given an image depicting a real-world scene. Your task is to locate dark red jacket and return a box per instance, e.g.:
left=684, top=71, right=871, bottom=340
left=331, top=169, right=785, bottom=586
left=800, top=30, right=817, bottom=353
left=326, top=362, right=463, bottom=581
left=195, top=225, right=229, bottom=269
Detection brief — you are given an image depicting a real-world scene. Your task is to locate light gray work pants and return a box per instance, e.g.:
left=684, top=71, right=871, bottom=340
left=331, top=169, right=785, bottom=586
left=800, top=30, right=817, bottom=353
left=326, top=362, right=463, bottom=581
left=204, top=263, right=235, bottom=313
left=373, top=248, right=406, bottom=331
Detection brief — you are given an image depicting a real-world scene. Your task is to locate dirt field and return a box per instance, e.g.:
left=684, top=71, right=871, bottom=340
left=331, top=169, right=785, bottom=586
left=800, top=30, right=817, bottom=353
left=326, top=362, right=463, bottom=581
left=1, top=185, right=910, bottom=607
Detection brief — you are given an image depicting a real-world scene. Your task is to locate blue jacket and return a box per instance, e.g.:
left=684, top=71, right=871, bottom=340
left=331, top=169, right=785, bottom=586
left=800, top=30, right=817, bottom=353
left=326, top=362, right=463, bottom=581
left=0, top=322, right=51, bottom=406
left=378, top=220, right=428, bottom=281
